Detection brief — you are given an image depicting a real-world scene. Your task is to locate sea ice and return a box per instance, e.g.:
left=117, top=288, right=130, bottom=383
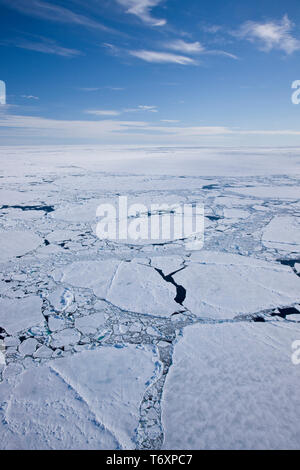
left=74, top=311, right=106, bottom=334
left=52, top=345, right=156, bottom=449
left=262, top=216, right=300, bottom=251
left=0, top=231, right=42, bottom=262
left=0, top=366, right=119, bottom=449
left=106, top=261, right=179, bottom=316
left=0, top=296, right=43, bottom=335
left=162, top=322, right=300, bottom=449
left=52, top=259, right=120, bottom=299
left=174, top=251, right=300, bottom=319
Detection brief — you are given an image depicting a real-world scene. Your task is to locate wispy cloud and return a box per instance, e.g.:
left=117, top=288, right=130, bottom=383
left=2, top=113, right=300, bottom=143
left=202, top=24, right=222, bottom=34
left=85, top=110, right=122, bottom=116
left=131, top=105, right=158, bottom=112
left=78, top=86, right=125, bottom=92
left=12, top=37, right=82, bottom=57
left=78, top=87, right=101, bottom=92
left=165, top=40, right=205, bottom=54
left=203, top=50, right=238, bottom=60
left=21, top=95, right=39, bottom=100
left=237, top=14, right=300, bottom=54
left=1, top=0, right=113, bottom=32
left=129, top=50, right=197, bottom=64
left=163, top=39, right=238, bottom=60
left=106, top=86, right=125, bottom=91
left=86, top=105, right=158, bottom=116
left=116, top=0, right=166, bottom=26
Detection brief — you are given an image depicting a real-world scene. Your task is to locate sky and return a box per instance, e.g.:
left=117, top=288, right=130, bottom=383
left=1, top=0, right=300, bottom=146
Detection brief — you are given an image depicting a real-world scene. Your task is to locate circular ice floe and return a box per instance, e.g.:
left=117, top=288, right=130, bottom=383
left=0, top=231, right=42, bottom=262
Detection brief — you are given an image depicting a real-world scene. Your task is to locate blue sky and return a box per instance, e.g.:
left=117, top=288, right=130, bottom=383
left=1, top=0, right=300, bottom=146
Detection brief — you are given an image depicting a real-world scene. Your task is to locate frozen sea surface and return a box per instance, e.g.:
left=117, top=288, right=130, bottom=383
left=162, top=322, right=300, bottom=450
left=0, top=145, right=299, bottom=449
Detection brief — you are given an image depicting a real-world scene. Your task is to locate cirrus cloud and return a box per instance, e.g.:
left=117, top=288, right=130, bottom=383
left=237, top=14, right=300, bottom=55
left=165, top=40, right=205, bottom=54
left=116, top=0, right=166, bottom=26
left=129, top=50, right=197, bottom=64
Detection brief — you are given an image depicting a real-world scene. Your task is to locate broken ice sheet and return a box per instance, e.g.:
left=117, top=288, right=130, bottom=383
left=52, top=259, right=120, bottom=298
left=106, top=261, right=179, bottom=316
left=223, top=208, right=249, bottom=219
left=162, top=322, right=300, bottom=450
left=173, top=251, right=300, bottom=319
left=0, top=296, right=43, bottom=335
left=262, top=216, right=300, bottom=252
left=0, top=146, right=299, bottom=450
left=0, top=344, right=157, bottom=449
left=53, top=259, right=179, bottom=316
left=0, top=231, right=42, bottom=262
left=47, top=287, right=74, bottom=313
left=0, top=365, right=118, bottom=450
left=74, top=311, right=106, bottom=334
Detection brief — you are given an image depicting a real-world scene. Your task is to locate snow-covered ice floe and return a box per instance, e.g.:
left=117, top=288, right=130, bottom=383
left=162, top=322, right=300, bottom=450
left=0, top=344, right=156, bottom=449
left=0, top=231, right=42, bottom=262
left=262, top=216, right=300, bottom=253
left=0, top=296, right=43, bottom=335
left=0, top=145, right=299, bottom=449
left=173, top=251, right=300, bottom=319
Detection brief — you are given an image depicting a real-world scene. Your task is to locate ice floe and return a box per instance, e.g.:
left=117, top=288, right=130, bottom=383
left=0, top=231, right=42, bottom=262
left=174, top=251, right=300, bottom=319
left=0, top=146, right=299, bottom=450
left=262, top=216, right=300, bottom=252
left=162, top=322, right=300, bottom=449
left=0, top=296, right=43, bottom=335
left=106, top=261, right=179, bottom=316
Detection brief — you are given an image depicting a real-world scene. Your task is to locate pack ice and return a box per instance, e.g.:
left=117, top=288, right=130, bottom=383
left=0, top=146, right=299, bottom=450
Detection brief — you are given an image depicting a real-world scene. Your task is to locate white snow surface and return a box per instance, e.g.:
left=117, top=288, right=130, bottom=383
left=174, top=251, right=300, bottom=319
left=52, top=345, right=157, bottom=449
left=53, top=259, right=179, bottom=316
left=52, top=259, right=120, bottom=298
left=0, top=296, right=43, bottom=335
left=0, top=344, right=156, bottom=449
left=0, top=145, right=299, bottom=450
left=0, top=231, right=42, bottom=262
left=0, top=365, right=118, bottom=449
left=262, top=216, right=300, bottom=251
left=106, top=261, right=179, bottom=316
left=162, top=322, right=300, bottom=450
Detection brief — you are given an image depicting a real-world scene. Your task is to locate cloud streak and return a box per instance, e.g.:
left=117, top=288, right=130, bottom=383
left=86, top=110, right=122, bottom=116
left=165, top=40, right=205, bottom=54
left=237, top=14, right=300, bottom=54
left=86, top=105, right=158, bottom=116
left=21, top=95, right=39, bottom=100
left=12, top=37, right=82, bottom=57
left=116, top=0, right=166, bottom=26
left=163, top=39, right=238, bottom=60
left=1, top=0, right=113, bottom=32
left=1, top=113, right=300, bottom=143
left=129, top=50, right=197, bottom=64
